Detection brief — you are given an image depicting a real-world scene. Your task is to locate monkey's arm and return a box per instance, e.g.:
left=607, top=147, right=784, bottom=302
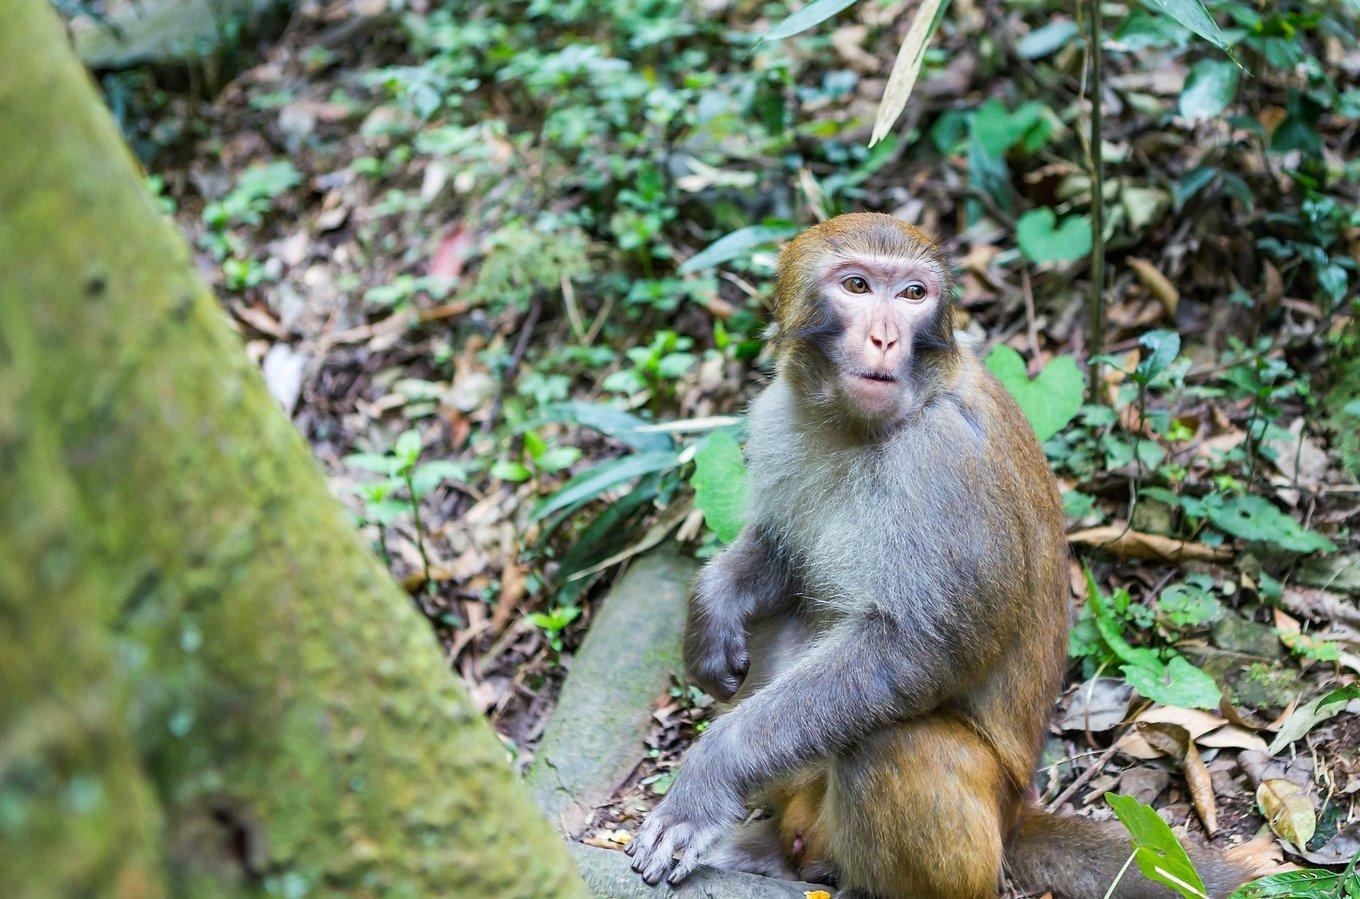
left=684, top=525, right=792, bottom=700
left=632, top=607, right=991, bottom=885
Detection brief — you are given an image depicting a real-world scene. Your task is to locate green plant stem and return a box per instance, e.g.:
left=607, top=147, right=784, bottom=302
left=1087, top=0, right=1107, bottom=400
left=1102, top=851, right=1137, bottom=899
left=405, top=471, right=433, bottom=591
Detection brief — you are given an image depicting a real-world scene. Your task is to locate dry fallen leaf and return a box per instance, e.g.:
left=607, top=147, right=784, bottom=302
left=1135, top=722, right=1218, bottom=834
left=1127, top=256, right=1179, bottom=318
left=1067, top=525, right=1233, bottom=562
left=1257, top=778, right=1316, bottom=847
left=805, top=892, right=833, bottom=899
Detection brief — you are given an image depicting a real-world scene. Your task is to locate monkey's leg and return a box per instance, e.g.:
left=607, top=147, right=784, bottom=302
left=824, top=714, right=1013, bottom=899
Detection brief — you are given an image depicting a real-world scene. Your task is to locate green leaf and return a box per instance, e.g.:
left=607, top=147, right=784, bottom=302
left=1207, top=495, right=1337, bottom=554
left=1106, top=793, right=1210, bottom=898
left=491, top=460, right=532, bottom=483
left=394, top=429, right=423, bottom=466
left=537, top=402, right=673, bottom=452
left=1179, top=59, right=1239, bottom=121
left=1136, top=329, right=1181, bottom=383
left=344, top=452, right=400, bottom=476
left=1016, top=208, right=1092, bottom=264
left=533, top=450, right=681, bottom=520
left=1122, top=657, right=1223, bottom=710
left=1229, top=868, right=1346, bottom=899
left=761, top=0, right=860, bottom=41
left=690, top=431, right=749, bottom=543
left=985, top=345, right=1084, bottom=442
left=535, top=445, right=582, bottom=474
left=1142, top=0, right=1228, bottom=50
left=678, top=224, right=798, bottom=274
left=410, top=460, right=467, bottom=498
left=1017, top=20, right=1078, bottom=59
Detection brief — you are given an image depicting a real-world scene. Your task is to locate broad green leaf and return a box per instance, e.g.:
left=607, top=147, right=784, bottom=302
left=1142, top=0, right=1228, bottom=50
left=410, top=460, right=468, bottom=498
left=533, top=450, right=681, bottom=520
left=985, top=345, right=1084, bottom=442
left=762, top=0, right=860, bottom=41
left=1122, top=657, right=1222, bottom=710
left=1016, top=208, right=1092, bottom=264
left=1016, top=20, right=1078, bottom=59
left=1136, top=329, right=1181, bottom=383
left=1229, top=868, right=1347, bottom=898
left=869, top=0, right=949, bottom=146
left=972, top=99, right=1049, bottom=157
left=1179, top=59, right=1239, bottom=121
left=1208, top=495, right=1337, bottom=554
left=394, top=428, right=423, bottom=466
left=344, top=452, right=400, bottom=476
left=492, top=459, right=532, bottom=483
left=678, top=224, right=798, bottom=274
left=690, top=431, right=748, bottom=543
left=1106, top=793, right=1209, bottom=899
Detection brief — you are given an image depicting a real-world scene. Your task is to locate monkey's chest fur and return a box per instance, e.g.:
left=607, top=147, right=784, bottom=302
left=745, top=380, right=999, bottom=622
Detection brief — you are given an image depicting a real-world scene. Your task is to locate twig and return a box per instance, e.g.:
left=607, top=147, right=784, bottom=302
left=483, top=295, right=543, bottom=434
left=1084, top=0, right=1107, bottom=400
left=1021, top=266, right=1040, bottom=369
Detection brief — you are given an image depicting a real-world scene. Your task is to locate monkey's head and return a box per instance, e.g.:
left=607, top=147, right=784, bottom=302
left=772, top=213, right=955, bottom=424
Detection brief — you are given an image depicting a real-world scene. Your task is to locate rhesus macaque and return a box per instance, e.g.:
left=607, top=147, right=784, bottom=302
left=628, top=214, right=1247, bottom=898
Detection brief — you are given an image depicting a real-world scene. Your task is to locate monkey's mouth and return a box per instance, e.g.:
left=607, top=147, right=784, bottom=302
left=856, top=371, right=898, bottom=383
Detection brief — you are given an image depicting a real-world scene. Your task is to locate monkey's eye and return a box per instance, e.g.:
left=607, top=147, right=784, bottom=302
left=841, top=276, right=870, bottom=294
left=899, top=282, right=928, bottom=302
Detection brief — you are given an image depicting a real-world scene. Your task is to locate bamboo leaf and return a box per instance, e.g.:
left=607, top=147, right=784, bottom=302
left=762, top=0, right=860, bottom=41
left=869, top=0, right=949, bottom=146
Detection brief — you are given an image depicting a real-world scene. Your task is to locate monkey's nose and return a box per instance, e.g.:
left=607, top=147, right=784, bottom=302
left=868, top=332, right=899, bottom=352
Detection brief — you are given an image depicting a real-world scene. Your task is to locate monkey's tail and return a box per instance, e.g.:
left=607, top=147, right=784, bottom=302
left=1004, top=805, right=1249, bottom=899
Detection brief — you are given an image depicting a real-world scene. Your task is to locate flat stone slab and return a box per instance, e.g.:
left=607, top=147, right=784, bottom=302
left=569, top=843, right=828, bottom=899
left=528, top=547, right=698, bottom=837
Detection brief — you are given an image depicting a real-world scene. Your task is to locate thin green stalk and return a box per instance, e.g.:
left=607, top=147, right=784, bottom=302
left=1087, top=0, right=1107, bottom=400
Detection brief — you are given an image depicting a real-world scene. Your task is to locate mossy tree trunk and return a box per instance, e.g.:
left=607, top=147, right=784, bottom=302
left=0, top=3, right=587, bottom=896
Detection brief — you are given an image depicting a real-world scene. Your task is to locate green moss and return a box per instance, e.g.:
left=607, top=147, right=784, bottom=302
left=0, top=4, right=586, bottom=896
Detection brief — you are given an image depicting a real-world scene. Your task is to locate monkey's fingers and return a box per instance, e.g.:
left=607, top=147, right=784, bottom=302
left=666, top=823, right=724, bottom=886
left=636, top=821, right=692, bottom=885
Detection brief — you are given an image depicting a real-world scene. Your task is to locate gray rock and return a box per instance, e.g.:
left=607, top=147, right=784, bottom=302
left=529, top=548, right=698, bottom=838
left=569, top=843, right=828, bottom=898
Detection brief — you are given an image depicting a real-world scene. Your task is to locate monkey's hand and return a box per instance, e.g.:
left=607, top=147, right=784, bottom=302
left=685, top=620, right=748, bottom=702
left=626, top=747, right=744, bottom=886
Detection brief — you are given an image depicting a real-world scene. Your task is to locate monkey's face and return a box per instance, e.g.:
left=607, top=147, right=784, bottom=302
left=812, top=254, right=947, bottom=417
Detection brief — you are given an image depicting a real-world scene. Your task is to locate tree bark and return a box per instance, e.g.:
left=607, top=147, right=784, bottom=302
left=0, top=3, right=587, bottom=896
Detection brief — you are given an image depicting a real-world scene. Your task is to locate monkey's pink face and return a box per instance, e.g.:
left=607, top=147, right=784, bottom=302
left=818, top=254, right=946, bottom=416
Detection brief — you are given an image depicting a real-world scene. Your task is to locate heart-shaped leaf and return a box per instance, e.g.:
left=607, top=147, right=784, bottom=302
left=1017, top=208, right=1092, bottom=264
left=1106, top=793, right=1210, bottom=898
left=985, top=345, right=1084, bottom=442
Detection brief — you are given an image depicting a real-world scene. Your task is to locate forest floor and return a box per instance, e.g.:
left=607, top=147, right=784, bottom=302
left=85, top=0, right=1360, bottom=886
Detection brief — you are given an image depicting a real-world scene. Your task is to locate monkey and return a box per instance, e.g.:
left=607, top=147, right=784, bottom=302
left=627, top=213, right=1248, bottom=898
